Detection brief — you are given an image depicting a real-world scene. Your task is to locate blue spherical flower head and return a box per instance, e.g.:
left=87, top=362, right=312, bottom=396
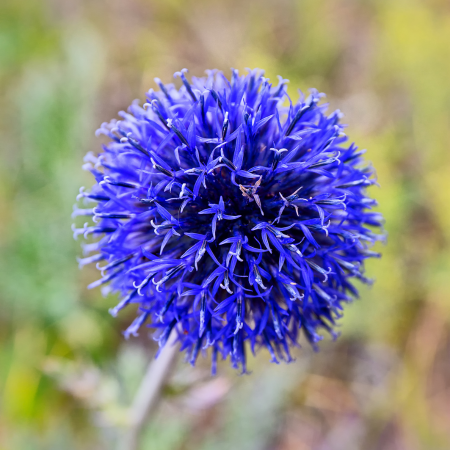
left=73, top=68, right=384, bottom=374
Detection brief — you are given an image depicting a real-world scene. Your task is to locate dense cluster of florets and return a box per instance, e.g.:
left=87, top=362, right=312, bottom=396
left=73, top=68, right=383, bottom=373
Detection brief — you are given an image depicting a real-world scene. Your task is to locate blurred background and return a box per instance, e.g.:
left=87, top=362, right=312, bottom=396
left=1, top=0, right=450, bottom=448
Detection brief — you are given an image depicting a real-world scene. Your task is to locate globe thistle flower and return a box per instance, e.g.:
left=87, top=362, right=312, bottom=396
left=73, top=68, right=383, bottom=374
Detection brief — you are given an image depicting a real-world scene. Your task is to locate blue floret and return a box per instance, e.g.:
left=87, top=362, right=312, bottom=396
left=73, top=68, right=384, bottom=373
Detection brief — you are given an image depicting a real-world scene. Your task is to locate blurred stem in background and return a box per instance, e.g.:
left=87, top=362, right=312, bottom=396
left=124, top=333, right=179, bottom=450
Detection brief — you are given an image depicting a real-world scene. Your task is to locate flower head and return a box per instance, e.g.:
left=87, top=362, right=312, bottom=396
left=73, top=68, right=384, bottom=373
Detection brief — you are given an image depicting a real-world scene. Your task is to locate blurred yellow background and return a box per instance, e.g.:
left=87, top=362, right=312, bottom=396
left=1, top=0, right=450, bottom=448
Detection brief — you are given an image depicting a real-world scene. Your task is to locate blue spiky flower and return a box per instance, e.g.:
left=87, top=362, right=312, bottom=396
left=73, top=68, right=383, bottom=373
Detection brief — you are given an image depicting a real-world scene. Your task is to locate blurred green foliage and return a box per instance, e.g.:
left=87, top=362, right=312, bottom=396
left=1, top=0, right=450, bottom=449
